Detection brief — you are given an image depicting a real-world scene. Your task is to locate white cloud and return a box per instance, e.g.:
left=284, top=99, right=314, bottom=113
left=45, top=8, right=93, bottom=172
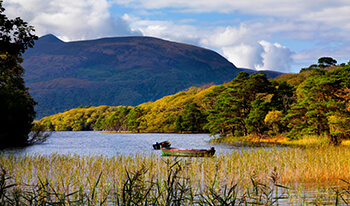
left=194, top=23, right=294, bottom=72
left=130, top=17, right=296, bottom=72
left=222, top=44, right=264, bottom=70
left=114, top=0, right=350, bottom=43
left=219, top=40, right=294, bottom=73
left=132, top=19, right=201, bottom=44
left=4, top=0, right=142, bottom=41
left=301, top=6, right=350, bottom=30
left=200, top=25, right=252, bottom=48
left=256, top=41, right=294, bottom=72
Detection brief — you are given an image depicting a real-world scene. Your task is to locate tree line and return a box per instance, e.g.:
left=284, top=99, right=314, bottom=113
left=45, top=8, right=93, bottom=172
left=39, top=59, right=350, bottom=143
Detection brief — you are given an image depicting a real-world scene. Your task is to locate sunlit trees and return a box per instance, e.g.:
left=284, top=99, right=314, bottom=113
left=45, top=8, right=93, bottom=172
left=127, top=106, right=144, bottom=132
left=205, top=72, right=275, bottom=137
left=105, top=106, right=131, bottom=132
left=284, top=66, right=350, bottom=142
left=35, top=57, right=350, bottom=144
left=0, top=1, right=38, bottom=148
left=264, top=110, right=283, bottom=135
left=39, top=106, right=119, bottom=131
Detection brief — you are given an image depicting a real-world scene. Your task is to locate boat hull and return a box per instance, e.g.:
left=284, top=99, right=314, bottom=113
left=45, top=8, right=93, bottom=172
left=160, top=147, right=215, bottom=157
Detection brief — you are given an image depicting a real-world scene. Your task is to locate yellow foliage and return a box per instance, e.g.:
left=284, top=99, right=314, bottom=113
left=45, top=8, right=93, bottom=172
left=264, top=110, right=283, bottom=134
left=138, top=85, right=215, bottom=132
left=39, top=106, right=119, bottom=131
left=327, top=114, right=347, bottom=135
left=273, top=72, right=307, bottom=87
left=264, top=110, right=283, bottom=126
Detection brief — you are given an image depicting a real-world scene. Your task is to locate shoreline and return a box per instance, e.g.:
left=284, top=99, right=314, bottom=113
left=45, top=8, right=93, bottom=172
left=210, top=134, right=350, bottom=147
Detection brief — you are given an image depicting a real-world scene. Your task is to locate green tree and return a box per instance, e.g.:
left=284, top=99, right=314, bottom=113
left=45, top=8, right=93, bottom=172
left=284, top=67, right=350, bottom=141
left=203, top=85, right=229, bottom=136
left=204, top=85, right=237, bottom=137
left=175, top=114, right=184, bottom=133
left=127, top=106, right=143, bottom=132
left=205, top=72, right=273, bottom=137
left=0, top=1, right=38, bottom=148
left=269, top=80, right=295, bottom=113
left=105, top=106, right=131, bottom=132
left=245, top=95, right=269, bottom=137
left=181, top=102, right=207, bottom=132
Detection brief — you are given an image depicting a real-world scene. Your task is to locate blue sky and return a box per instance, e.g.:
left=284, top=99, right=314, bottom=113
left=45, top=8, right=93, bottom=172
left=4, top=0, right=350, bottom=73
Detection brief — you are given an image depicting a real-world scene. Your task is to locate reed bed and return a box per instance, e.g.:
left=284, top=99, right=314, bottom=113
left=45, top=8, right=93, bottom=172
left=1, top=145, right=350, bottom=205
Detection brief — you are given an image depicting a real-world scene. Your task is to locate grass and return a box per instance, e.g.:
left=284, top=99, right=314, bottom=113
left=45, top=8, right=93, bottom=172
left=1, top=146, right=350, bottom=205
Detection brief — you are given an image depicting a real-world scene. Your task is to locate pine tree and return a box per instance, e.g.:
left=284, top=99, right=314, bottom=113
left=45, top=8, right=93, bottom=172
left=284, top=67, right=350, bottom=141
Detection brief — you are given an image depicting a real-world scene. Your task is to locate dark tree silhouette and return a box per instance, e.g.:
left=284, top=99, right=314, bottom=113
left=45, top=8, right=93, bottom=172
left=0, top=0, right=38, bottom=148
left=318, top=57, right=337, bottom=68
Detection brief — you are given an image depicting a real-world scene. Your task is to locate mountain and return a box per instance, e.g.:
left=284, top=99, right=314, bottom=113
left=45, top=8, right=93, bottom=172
left=22, top=34, right=282, bottom=118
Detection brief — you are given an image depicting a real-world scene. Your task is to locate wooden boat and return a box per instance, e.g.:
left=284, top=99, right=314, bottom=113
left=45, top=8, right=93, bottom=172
left=160, top=147, right=215, bottom=157
left=153, top=141, right=171, bottom=150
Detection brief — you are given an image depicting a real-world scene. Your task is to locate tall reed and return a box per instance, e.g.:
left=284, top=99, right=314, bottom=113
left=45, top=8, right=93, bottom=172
left=1, top=145, right=350, bottom=204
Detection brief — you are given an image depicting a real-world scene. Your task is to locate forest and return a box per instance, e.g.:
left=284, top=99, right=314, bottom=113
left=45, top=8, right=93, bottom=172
left=39, top=57, right=350, bottom=143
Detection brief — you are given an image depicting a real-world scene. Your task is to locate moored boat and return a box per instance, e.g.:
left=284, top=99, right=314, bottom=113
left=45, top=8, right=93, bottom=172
left=160, top=147, right=215, bottom=157
left=153, top=141, right=171, bottom=150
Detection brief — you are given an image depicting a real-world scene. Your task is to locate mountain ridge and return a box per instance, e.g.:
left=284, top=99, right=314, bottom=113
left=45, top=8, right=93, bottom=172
left=22, top=34, right=282, bottom=118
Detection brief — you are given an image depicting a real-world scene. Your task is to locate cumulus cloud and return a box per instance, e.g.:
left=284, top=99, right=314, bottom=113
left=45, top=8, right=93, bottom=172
left=219, top=41, right=294, bottom=73
left=256, top=41, right=294, bottom=72
left=197, top=24, right=294, bottom=72
left=222, top=44, right=264, bottom=70
left=4, top=0, right=142, bottom=41
left=200, top=25, right=252, bottom=48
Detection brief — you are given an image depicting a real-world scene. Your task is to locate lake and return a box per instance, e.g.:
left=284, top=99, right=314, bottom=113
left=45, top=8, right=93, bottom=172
left=1, top=131, right=258, bottom=157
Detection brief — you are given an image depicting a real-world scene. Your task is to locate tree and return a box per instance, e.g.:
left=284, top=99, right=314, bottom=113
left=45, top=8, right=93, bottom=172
left=127, top=106, right=144, bottom=132
left=264, top=110, right=283, bottom=135
left=0, top=1, right=38, bottom=148
left=205, top=72, right=273, bottom=137
left=245, top=95, right=269, bottom=137
left=300, top=57, right=337, bottom=72
left=105, top=106, right=131, bottom=132
left=175, top=114, right=184, bottom=133
left=318, top=57, right=337, bottom=68
left=284, top=67, right=350, bottom=141
left=180, top=103, right=207, bottom=132
left=269, top=80, right=295, bottom=114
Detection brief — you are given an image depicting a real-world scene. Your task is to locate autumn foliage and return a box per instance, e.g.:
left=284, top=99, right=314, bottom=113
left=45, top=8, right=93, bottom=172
left=39, top=58, right=350, bottom=143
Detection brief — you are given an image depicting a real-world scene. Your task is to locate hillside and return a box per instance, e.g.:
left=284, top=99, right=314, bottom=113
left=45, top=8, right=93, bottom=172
left=22, top=34, right=282, bottom=118
left=39, top=64, right=350, bottom=147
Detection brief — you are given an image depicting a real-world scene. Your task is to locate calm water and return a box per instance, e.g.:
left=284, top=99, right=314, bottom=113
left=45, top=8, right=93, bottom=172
left=1, top=131, right=248, bottom=157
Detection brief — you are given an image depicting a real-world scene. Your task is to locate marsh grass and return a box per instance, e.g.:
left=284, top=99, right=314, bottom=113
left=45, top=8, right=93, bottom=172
left=1, top=145, right=350, bottom=205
